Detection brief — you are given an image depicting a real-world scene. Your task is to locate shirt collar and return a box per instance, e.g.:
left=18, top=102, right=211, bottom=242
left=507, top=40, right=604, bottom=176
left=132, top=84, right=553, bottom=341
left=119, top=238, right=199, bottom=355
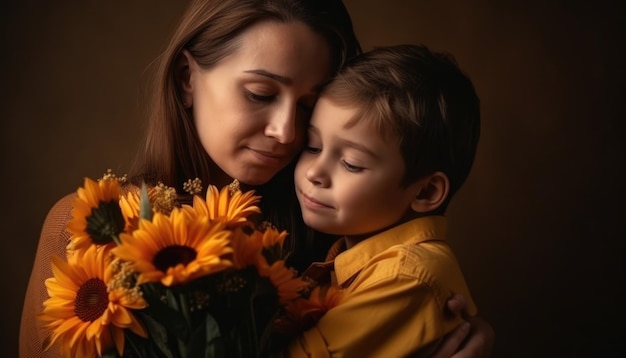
left=334, top=216, right=448, bottom=287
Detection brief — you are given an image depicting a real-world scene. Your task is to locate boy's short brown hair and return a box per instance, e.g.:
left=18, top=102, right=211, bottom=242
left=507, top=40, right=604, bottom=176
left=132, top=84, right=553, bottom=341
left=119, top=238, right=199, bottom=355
left=322, top=44, right=480, bottom=212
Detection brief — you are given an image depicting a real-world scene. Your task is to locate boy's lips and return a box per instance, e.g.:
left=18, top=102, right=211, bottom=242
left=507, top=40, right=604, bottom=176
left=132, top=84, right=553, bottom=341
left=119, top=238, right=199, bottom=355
left=300, top=192, right=334, bottom=209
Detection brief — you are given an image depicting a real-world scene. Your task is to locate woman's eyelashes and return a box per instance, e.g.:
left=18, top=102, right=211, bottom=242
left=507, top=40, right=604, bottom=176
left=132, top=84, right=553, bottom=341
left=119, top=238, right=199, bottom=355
left=245, top=90, right=274, bottom=103
left=245, top=88, right=317, bottom=114
left=305, top=145, right=321, bottom=154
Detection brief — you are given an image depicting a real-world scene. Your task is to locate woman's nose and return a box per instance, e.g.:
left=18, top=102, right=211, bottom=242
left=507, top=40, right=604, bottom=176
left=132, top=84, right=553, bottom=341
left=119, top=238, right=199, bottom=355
left=265, top=104, right=296, bottom=143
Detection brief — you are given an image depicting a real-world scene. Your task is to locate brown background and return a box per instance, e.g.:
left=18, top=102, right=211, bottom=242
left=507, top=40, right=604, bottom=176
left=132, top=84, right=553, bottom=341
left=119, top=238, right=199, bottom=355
left=2, top=1, right=625, bottom=357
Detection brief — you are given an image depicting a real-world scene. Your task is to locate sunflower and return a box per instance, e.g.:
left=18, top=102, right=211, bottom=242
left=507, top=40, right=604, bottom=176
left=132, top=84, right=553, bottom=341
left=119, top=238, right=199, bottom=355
left=275, top=285, right=344, bottom=334
left=118, top=183, right=179, bottom=234
left=119, top=190, right=141, bottom=233
left=261, top=260, right=309, bottom=304
left=257, top=225, right=289, bottom=266
left=229, top=226, right=264, bottom=270
left=38, top=245, right=147, bottom=358
left=112, top=207, right=234, bottom=286
left=67, top=177, right=125, bottom=252
left=184, top=182, right=261, bottom=229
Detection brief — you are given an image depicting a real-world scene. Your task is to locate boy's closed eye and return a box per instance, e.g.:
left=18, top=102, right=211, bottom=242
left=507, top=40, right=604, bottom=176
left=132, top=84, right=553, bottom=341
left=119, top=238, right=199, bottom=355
left=341, top=160, right=364, bottom=173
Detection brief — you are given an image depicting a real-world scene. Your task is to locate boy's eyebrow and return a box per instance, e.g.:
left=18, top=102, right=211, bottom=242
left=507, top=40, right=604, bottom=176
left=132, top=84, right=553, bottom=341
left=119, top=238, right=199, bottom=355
left=308, top=125, right=379, bottom=159
left=339, top=138, right=379, bottom=159
left=244, top=69, right=292, bottom=85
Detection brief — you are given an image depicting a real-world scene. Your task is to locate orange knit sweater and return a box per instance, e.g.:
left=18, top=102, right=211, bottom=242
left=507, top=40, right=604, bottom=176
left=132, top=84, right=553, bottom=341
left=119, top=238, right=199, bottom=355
left=20, top=194, right=75, bottom=358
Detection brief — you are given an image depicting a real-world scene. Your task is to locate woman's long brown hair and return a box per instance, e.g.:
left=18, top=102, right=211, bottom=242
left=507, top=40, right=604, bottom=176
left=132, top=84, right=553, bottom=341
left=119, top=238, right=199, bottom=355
left=130, top=0, right=362, bottom=269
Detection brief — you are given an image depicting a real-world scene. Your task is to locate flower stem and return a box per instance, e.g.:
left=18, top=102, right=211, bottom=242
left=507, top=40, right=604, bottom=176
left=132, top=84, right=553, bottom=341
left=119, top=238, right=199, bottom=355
left=178, top=291, right=191, bottom=358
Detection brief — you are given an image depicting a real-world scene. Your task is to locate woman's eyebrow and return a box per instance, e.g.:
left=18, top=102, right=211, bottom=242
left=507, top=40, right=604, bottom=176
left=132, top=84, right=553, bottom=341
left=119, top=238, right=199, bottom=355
left=244, top=69, right=292, bottom=85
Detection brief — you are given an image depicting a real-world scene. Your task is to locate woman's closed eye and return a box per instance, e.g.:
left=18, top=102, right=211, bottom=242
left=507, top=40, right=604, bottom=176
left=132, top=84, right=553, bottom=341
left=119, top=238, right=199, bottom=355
left=245, top=90, right=275, bottom=103
left=305, top=146, right=321, bottom=154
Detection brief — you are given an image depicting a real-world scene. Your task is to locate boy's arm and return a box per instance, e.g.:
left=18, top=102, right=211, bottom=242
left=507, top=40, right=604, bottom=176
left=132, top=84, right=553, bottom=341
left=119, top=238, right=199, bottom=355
left=415, top=293, right=494, bottom=358
left=282, top=274, right=463, bottom=358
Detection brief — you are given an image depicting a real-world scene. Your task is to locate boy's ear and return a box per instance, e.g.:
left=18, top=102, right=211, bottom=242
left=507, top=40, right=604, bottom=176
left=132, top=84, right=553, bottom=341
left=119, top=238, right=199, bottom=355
left=178, top=50, right=195, bottom=108
left=410, top=171, right=450, bottom=213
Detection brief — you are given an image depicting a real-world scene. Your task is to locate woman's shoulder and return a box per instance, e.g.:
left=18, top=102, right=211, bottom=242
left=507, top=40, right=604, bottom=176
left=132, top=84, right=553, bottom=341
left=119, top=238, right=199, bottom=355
left=43, top=181, right=140, bottom=230
left=49, top=192, right=76, bottom=211
left=37, top=193, right=78, bottom=252
left=43, top=193, right=76, bottom=228
left=20, top=192, right=79, bottom=358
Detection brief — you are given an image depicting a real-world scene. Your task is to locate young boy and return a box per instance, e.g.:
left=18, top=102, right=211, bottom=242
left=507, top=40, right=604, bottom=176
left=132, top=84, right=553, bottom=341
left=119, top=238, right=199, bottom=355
left=287, top=44, right=481, bottom=357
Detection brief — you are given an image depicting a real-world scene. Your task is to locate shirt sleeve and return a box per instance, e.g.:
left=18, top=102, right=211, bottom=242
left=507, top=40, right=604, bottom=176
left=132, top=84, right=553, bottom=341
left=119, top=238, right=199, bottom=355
left=282, top=252, right=465, bottom=358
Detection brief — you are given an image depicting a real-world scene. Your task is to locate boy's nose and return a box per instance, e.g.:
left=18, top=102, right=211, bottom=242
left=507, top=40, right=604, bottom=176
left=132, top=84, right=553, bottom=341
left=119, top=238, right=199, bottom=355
left=305, top=160, right=330, bottom=187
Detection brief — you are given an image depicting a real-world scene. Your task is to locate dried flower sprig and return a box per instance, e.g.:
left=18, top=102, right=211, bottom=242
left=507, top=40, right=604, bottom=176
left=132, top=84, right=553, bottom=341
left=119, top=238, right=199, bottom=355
left=100, top=168, right=128, bottom=184
left=149, top=182, right=178, bottom=215
left=183, top=178, right=203, bottom=196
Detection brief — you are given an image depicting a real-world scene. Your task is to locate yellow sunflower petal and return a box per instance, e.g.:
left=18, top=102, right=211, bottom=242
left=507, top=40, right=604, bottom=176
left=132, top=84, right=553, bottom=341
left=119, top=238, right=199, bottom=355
left=199, top=184, right=261, bottom=227
left=68, top=177, right=125, bottom=250
left=68, top=321, right=90, bottom=350
left=261, top=226, right=288, bottom=249
left=230, top=227, right=263, bottom=269
left=137, top=270, right=165, bottom=285
left=113, top=207, right=234, bottom=286
left=39, top=244, right=142, bottom=356
left=49, top=256, right=82, bottom=291
left=127, top=317, right=148, bottom=338
left=268, top=261, right=309, bottom=304
left=113, top=326, right=125, bottom=356
left=44, top=280, right=78, bottom=301
left=85, top=318, right=104, bottom=341
left=119, top=191, right=141, bottom=233
left=111, top=306, right=132, bottom=326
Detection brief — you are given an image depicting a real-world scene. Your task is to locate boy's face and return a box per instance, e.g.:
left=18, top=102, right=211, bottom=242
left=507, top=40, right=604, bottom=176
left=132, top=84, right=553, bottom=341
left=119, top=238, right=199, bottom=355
left=294, top=97, right=418, bottom=238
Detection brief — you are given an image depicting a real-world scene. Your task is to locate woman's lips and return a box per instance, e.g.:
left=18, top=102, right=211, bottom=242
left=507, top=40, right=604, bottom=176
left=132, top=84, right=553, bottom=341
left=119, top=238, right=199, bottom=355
left=248, top=148, right=284, bottom=166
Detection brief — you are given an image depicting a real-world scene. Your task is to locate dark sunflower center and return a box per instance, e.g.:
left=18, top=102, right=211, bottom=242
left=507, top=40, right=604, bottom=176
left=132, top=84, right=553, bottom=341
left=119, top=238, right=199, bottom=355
left=153, top=245, right=198, bottom=273
left=74, top=278, right=109, bottom=322
left=86, top=200, right=125, bottom=245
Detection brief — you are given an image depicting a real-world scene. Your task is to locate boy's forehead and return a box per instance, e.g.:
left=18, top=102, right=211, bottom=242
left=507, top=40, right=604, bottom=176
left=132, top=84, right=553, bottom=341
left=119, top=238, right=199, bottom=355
left=311, top=96, right=356, bottom=124
left=311, top=97, right=401, bottom=153
left=315, top=96, right=397, bottom=140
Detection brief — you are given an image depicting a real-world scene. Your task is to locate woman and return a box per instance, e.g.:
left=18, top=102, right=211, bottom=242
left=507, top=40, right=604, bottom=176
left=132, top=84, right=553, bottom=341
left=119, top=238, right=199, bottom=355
left=20, top=0, right=493, bottom=356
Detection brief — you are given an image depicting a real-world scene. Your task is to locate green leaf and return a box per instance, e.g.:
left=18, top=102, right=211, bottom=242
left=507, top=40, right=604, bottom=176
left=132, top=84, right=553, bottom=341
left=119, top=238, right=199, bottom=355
left=135, top=312, right=175, bottom=358
left=140, top=181, right=153, bottom=221
left=186, top=313, right=227, bottom=358
left=203, top=313, right=225, bottom=358
left=141, top=283, right=190, bottom=341
left=102, top=349, right=118, bottom=358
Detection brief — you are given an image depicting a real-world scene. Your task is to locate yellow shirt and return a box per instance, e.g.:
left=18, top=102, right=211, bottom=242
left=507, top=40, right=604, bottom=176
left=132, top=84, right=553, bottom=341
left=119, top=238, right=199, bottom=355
left=284, top=216, right=477, bottom=358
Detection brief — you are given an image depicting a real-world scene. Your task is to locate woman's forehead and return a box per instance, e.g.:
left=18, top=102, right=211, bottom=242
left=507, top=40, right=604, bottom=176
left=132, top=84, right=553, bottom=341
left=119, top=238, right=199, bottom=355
left=226, top=21, right=334, bottom=85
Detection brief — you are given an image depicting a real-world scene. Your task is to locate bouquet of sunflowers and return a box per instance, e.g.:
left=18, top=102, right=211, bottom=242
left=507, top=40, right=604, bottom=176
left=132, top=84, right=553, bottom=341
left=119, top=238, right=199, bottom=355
left=37, top=170, right=339, bottom=358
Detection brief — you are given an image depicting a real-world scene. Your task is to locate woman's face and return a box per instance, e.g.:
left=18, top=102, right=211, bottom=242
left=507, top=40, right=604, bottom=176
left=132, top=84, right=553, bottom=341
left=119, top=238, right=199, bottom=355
left=183, top=21, right=333, bottom=187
